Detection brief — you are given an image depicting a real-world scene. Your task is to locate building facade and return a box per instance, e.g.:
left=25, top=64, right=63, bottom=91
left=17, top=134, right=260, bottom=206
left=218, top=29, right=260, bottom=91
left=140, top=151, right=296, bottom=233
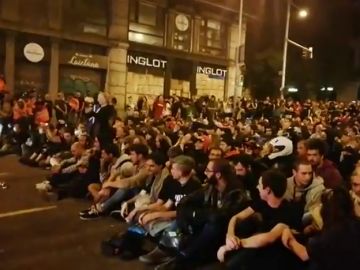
left=0, top=0, right=245, bottom=109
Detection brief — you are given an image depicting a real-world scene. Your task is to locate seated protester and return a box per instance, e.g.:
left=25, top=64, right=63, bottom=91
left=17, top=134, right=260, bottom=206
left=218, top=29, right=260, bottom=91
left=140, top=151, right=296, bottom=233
left=79, top=144, right=133, bottom=219
left=46, top=129, right=82, bottom=169
left=219, top=136, right=240, bottom=159
left=307, top=138, right=343, bottom=189
left=0, top=101, right=13, bottom=136
left=169, top=133, right=196, bottom=157
left=80, top=144, right=150, bottom=219
left=218, top=170, right=303, bottom=270
left=296, top=140, right=308, bottom=160
left=350, top=167, right=360, bottom=217
left=283, top=159, right=325, bottom=225
left=34, top=100, right=50, bottom=126
left=148, top=159, right=249, bottom=269
left=55, top=141, right=101, bottom=199
left=0, top=123, right=28, bottom=157
left=192, top=136, right=209, bottom=183
left=281, top=188, right=360, bottom=270
left=77, top=132, right=92, bottom=149
left=208, top=147, right=223, bottom=161
left=119, top=153, right=169, bottom=222
left=35, top=142, right=89, bottom=194
left=113, top=155, right=201, bottom=260
left=20, top=123, right=46, bottom=160
left=22, top=123, right=63, bottom=167
left=231, top=154, right=259, bottom=200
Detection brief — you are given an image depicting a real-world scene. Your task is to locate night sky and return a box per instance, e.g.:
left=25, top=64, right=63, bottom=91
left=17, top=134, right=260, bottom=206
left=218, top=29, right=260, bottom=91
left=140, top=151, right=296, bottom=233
left=240, top=0, right=360, bottom=97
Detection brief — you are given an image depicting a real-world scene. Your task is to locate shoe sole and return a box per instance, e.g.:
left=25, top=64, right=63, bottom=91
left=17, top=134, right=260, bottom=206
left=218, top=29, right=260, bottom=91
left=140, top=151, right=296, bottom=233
left=79, top=211, right=90, bottom=217
left=138, top=255, right=172, bottom=265
left=79, top=215, right=101, bottom=221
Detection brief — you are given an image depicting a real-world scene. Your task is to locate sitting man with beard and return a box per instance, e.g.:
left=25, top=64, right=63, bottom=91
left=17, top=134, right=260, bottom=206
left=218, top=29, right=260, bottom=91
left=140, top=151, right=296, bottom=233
left=144, top=159, right=249, bottom=270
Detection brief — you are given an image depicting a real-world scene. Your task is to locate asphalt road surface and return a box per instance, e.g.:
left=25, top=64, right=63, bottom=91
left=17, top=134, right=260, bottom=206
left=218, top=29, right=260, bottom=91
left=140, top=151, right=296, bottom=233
left=0, top=155, right=150, bottom=270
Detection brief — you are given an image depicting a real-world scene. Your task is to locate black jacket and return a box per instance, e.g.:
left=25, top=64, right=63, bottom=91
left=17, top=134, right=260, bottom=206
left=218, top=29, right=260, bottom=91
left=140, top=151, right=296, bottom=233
left=177, top=184, right=250, bottom=234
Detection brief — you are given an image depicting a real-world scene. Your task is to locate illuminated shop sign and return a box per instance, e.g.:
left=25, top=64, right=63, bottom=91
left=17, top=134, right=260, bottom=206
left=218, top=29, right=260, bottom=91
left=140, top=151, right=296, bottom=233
left=127, top=55, right=167, bottom=69
left=197, top=66, right=227, bottom=78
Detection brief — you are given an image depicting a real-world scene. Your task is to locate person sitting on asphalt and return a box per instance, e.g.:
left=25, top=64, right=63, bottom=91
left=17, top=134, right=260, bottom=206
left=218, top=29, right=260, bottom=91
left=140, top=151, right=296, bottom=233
left=217, top=169, right=304, bottom=270
left=281, top=188, right=360, bottom=270
left=145, top=159, right=249, bottom=270
left=80, top=143, right=150, bottom=220
left=119, top=152, right=169, bottom=223
left=35, top=142, right=90, bottom=194
left=112, top=155, right=201, bottom=261
left=86, top=145, right=134, bottom=206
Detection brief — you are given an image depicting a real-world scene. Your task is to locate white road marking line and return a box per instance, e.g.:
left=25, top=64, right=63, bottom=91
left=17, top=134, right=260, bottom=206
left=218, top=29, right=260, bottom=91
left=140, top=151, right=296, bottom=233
left=0, top=206, right=57, bottom=218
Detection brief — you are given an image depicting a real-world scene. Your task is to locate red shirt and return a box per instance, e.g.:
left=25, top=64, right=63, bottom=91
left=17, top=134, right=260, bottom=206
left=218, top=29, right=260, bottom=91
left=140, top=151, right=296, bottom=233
left=153, top=101, right=164, bottom=119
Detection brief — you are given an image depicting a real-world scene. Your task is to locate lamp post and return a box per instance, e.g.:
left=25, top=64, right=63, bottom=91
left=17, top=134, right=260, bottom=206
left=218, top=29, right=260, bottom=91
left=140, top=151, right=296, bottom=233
left=280, top=0, right=309, bottom=99
left=234, top=0, right=244, bottom=100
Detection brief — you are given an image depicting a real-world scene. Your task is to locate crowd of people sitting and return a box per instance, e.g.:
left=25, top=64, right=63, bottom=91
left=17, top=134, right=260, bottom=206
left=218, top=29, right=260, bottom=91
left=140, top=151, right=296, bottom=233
left=1, top=83, right=360, bottom=270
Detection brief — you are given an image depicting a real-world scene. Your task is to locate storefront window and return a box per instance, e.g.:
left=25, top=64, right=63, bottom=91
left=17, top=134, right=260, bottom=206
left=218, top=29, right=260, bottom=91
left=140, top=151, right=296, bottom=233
left=129, top=0, right=165, bottom=47
left=15, top=63, right=49, bottom=95
left=200, top=19, right=227, bottom=56
left=63, top=0, right=108, bottom=37
left=126, top=52, right=166, bottom=104
left=14, top=35, right=50, bottom=96
left=196, top=63, right=227, bottom=100
left=59, top=41, right=107, bottom=97
left=59, top=67, right=104, bottom=98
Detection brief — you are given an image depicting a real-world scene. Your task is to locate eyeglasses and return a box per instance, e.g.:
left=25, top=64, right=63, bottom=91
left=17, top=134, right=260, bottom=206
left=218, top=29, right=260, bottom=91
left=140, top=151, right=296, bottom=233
left=205, top=168, right=214, bottom=173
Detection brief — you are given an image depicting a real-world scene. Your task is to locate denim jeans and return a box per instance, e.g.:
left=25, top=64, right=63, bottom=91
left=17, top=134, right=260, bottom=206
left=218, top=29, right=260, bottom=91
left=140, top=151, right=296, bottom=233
left=101, top=188, right=136, bottom=213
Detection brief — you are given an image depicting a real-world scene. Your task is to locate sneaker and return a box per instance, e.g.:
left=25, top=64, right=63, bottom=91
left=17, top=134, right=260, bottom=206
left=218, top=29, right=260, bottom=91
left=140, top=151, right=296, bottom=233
left=79, top=205, right=96, bottom=217
left=80, top=208, right=102, bottom=220
left=154, top=257, right=177, bottom=270
left=139, top=247, right=172, bottom=265
left=35, top=181, right=51, bottom=191
left=110, top=210, right=126, bottom=221
left=79, top=208, right=92, bottom=217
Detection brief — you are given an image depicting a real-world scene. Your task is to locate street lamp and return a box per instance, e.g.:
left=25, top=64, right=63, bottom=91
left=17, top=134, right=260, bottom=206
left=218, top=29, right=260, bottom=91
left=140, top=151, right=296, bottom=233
left=234, top=0, right=245, bottom=100
left=280, top=0, right=310, bottom=99
left=298, top=9, right=309, bottom=19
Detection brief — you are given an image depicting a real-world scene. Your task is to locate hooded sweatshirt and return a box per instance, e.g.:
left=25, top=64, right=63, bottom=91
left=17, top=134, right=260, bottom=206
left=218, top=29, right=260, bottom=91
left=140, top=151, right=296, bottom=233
left=284, top=175, right=325, bottom=212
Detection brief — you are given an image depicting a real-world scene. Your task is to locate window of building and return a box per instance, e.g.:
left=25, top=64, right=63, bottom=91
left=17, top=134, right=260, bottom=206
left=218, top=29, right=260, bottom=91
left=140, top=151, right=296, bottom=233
left=129, top=0, right=165, bottom=46
left=63, top=0, right=108, bottom=37
left=19, top=0, right=49, bottom=28
left=200, top=19, right=227, bottom=56
left=14, top=35, right=50, bottom=96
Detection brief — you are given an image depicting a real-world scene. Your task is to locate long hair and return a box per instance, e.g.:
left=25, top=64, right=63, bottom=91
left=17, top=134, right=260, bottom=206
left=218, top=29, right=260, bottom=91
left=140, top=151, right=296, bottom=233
left=212, top=159, right=242, bottom=192
left=321, top=188, right=355, bottom=230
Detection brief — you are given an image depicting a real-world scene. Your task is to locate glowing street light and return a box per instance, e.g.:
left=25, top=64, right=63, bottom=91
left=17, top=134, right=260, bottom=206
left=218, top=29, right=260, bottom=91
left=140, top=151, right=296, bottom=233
left=298, top=9, right=309, bottom=19
left=288, top=87, right=298, bottom=93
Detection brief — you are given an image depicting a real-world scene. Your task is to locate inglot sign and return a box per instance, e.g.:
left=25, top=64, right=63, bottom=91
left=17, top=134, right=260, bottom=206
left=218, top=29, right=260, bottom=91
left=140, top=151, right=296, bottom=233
left=197, top=66, right=227, bottom=78
left=127, top=55, right=167, bottom=69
